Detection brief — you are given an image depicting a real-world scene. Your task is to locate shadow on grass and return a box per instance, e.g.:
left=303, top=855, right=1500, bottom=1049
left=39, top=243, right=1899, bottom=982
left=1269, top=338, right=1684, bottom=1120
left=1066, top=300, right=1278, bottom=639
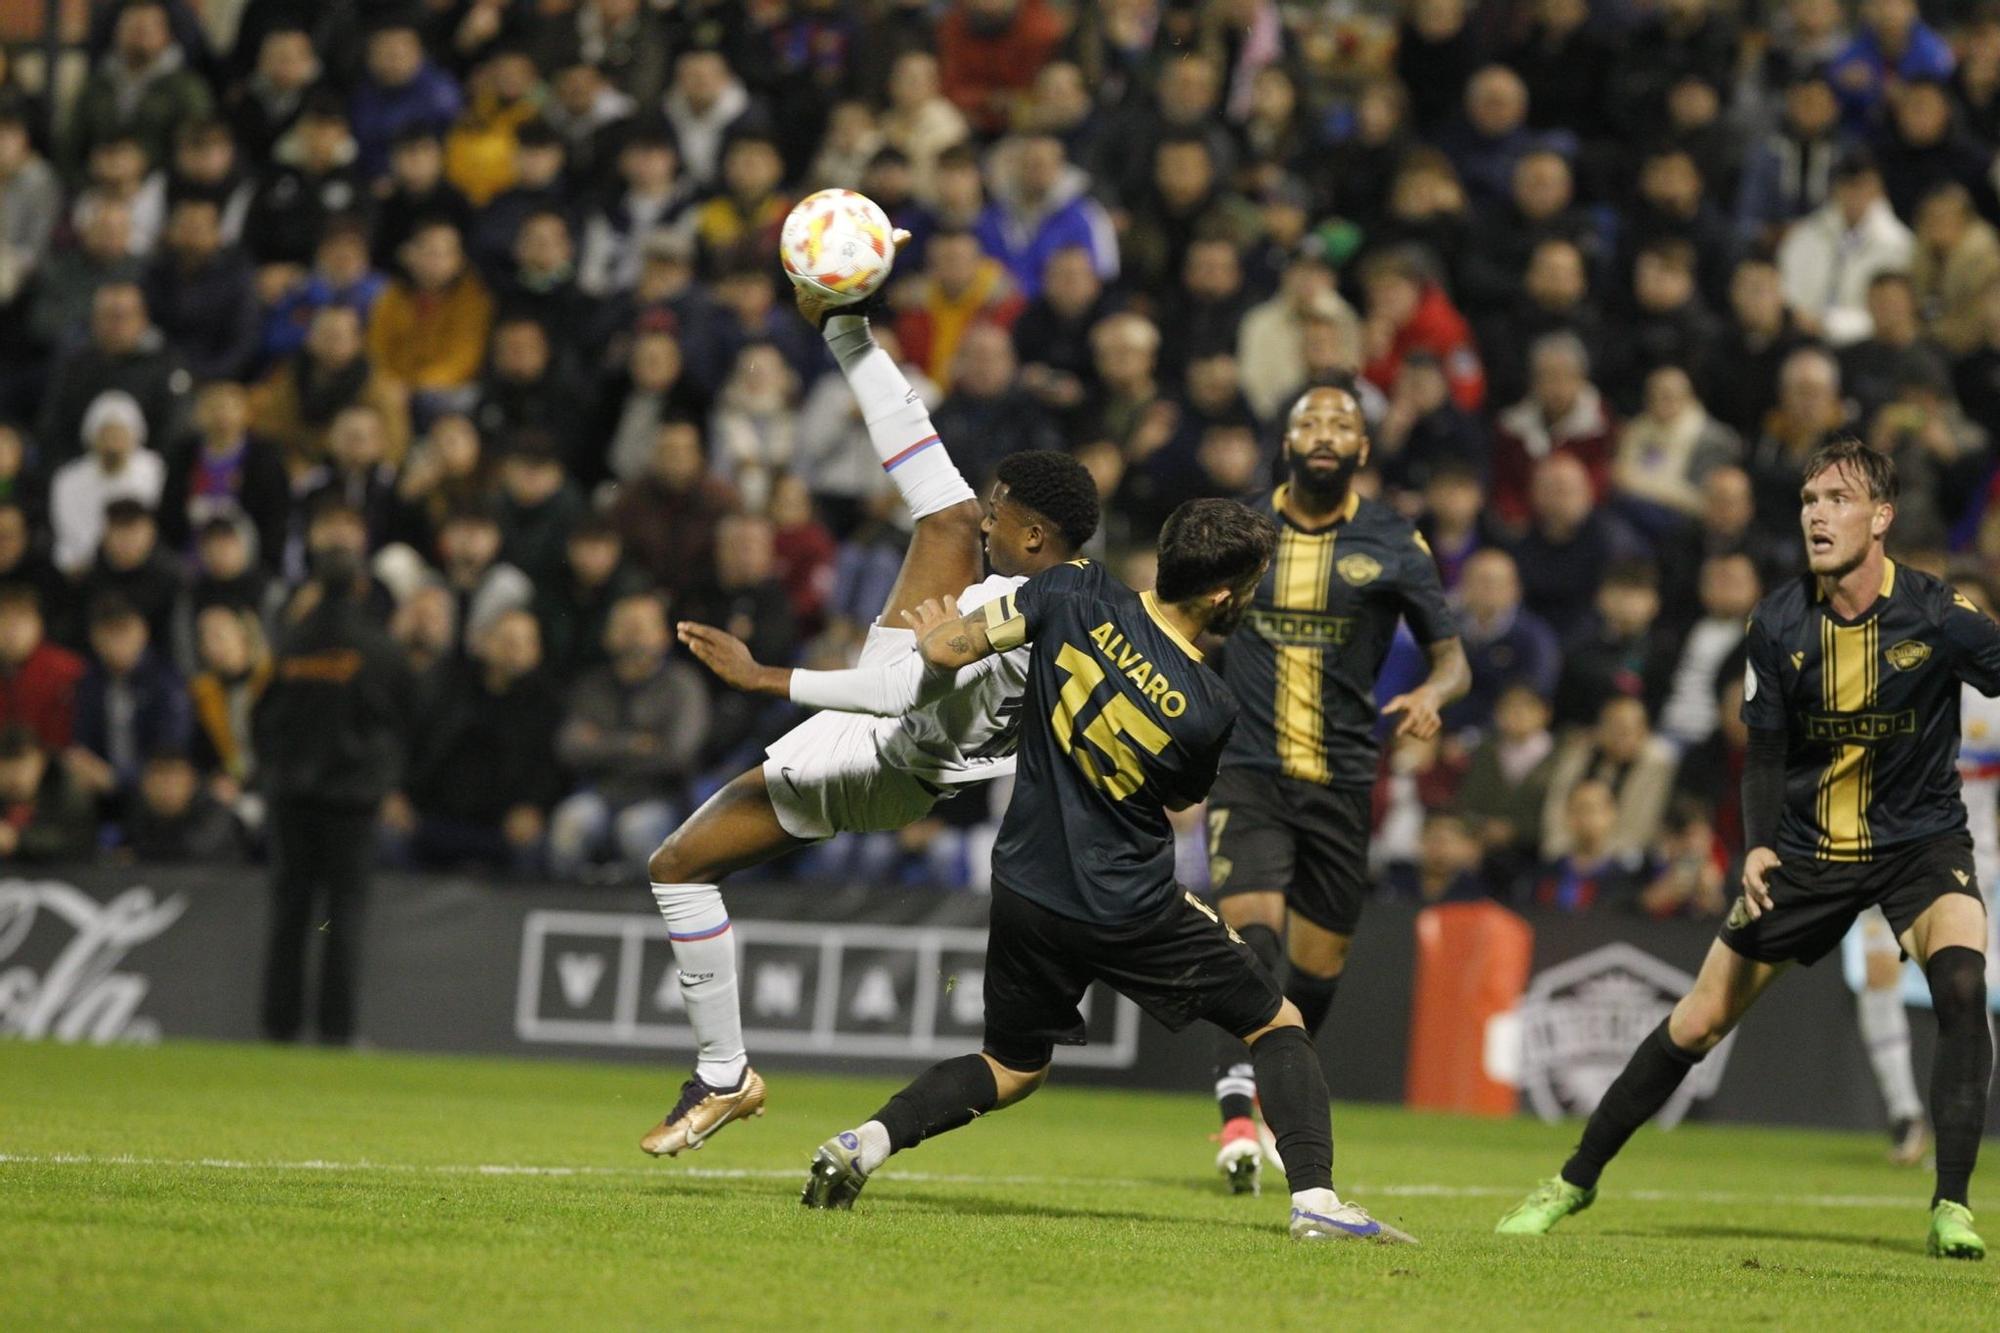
left=852, top=1187, right=1281, bottom=1236
left=1609, top=1223, right=1911, bottom=1255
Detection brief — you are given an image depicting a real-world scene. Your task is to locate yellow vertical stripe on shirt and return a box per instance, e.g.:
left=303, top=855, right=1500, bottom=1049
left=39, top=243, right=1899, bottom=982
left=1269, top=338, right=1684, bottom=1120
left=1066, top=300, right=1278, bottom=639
left=1817, top=618, right=1877, bottom=861
left=1274, top=530, right=1332, bottom=782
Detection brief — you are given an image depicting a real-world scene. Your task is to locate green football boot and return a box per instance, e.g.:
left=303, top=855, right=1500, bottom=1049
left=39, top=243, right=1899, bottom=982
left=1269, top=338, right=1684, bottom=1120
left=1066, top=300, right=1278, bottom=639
left=1928, top=1201, right=1986, bottom=1260
left=1495, top=1177, right=1596, bottom=1235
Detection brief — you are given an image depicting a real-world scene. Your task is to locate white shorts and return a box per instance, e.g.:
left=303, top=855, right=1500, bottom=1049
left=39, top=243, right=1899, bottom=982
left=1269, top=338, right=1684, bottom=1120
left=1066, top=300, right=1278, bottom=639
left=762, top=624, right=942, bottom=841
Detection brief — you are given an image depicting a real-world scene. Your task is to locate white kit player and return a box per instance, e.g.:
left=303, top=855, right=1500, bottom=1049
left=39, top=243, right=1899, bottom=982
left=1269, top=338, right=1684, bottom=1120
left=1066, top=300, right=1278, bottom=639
left=1850, top=576, right=2000, bottom=1164
left=636, top=279, right=1103, bottom=1158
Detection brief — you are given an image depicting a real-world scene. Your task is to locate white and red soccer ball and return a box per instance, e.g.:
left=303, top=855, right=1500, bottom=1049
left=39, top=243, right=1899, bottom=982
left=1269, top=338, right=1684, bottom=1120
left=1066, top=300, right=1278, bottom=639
left=780, top=188, right=897, bottom=304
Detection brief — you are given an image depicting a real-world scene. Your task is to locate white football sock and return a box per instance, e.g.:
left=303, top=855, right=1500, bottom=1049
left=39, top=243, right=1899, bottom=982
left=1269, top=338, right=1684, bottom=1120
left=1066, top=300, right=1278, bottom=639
left=1859, top=983, right=1925, bottom=1123
left=651, top=882, right=747, bottom=1089
left=852, top=1120, right=893, bottom=1174
left=1290, top=1186, right=1342, bottom=1214
left=823, top=314, right=975, bottom=520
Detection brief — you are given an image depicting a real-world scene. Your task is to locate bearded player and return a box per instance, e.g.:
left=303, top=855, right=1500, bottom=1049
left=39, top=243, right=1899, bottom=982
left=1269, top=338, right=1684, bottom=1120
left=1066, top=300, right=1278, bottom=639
left=637, top=272, right=1102, bottom=1158
left=1498, top=439, right=1998, bottom=1259
left=1204, top=378, right=1468, bottom=1193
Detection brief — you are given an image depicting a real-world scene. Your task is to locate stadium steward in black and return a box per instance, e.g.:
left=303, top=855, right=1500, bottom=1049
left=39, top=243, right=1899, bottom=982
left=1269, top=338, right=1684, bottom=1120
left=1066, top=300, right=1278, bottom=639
left=1206, top=379, right=1469, bottom=1191
left=1496, top=439, right=1999, bottom=1260
left=800, top=499, right=1417, bottom=1245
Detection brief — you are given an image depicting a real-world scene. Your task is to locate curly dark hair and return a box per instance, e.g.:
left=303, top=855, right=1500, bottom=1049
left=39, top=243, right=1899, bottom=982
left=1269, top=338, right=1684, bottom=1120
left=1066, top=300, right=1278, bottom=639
left=1156, top=499, right=1277, bottom=602
left=995, top=450, right=1100, bottom=553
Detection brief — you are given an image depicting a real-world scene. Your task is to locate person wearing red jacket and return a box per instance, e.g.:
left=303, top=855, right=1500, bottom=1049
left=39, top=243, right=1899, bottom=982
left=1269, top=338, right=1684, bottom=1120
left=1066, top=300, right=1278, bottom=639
left=1359, top=245, right=1486, bottom=412
left=0, top=585, right=85, bottom=753
left=936, top=0, right=1068, bottom=136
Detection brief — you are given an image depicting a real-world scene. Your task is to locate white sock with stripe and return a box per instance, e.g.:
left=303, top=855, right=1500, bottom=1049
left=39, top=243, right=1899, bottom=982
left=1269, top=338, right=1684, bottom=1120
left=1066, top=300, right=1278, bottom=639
left=651, top=882, right=747, bottom=1089
left=823, top=314, right=975, bottom=519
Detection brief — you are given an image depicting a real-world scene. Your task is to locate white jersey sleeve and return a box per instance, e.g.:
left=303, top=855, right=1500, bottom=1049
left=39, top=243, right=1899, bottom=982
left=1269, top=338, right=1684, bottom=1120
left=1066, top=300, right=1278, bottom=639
left=878, top=573, right=1033, bottom=786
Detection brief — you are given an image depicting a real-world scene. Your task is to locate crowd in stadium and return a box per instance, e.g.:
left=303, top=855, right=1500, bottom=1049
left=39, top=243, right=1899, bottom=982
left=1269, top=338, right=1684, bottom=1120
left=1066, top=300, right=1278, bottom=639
left=0, top=0, right=1996, bottom=902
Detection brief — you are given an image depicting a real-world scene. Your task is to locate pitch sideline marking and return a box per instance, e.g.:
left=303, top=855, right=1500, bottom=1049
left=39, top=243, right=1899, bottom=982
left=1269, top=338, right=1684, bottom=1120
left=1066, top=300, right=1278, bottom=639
left=0, top=1152, right=1925, bottom=1209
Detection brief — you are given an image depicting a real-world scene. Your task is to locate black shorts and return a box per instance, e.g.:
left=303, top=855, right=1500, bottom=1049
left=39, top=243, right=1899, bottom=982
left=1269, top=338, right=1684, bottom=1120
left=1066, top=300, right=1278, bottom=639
left=1205, top=766, right=1371, bottom=935
left=1718, top=833, right=1983, bottom=966
left=980, top=884, right=1284, bottom=1070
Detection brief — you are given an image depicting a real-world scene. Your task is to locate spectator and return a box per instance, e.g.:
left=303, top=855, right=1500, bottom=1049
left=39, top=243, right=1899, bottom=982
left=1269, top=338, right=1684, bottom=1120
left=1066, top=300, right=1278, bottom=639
left=1552, top=560, right=1678, bottom=731
left=936, top=0, right=1066, bottom=137
left=1520, top=777, right=1655, bottom=913
left=894, top=229, right=1025, bottom=390
left=228, top=25, right=323, bottom=162
left=1383, top=811, right=1494, bottom=905
left=0, top=104, right=59, bottom=308
left=1437, top=65, right=1540, bottom=212
left=692, top=131, right=793, bottom=279
left=442, top=47, right=544, bottom=209
left=1416, top=463, right=1492, bottom=591
left=1476, top=237, right=1602, bottom=413
left=471, top=124, right=574, bottom=281
left=1489, top=331, right=1615, bottom=529
left=1620, top=146, right=1737, bottom=315
left=1012, top=244, right=1117, bottom=427
left=1396, top=0, right=1481, bottom=136
left=1657, top=553, right=1760, bottom=749
left=391, top=580, right=457, bottom=681
left=143, top=194, right=258, bottom=382
left=473, top=317, right=586, bottom=464
left=1612, top=365, right=1743, bottom=522
left=73, top=135, right=166, bottom=257
left=184, top=516, right=273, bottom=623
left=1237, top=249, right=1361, bottom=422
left=1611, top=0, right=1738, bottom=142
left=1954, top=5, right=2000, bottom=144
left=540, top=55, right=636, bottom=185
left=434, top=504, right=533, bottom=651
left=1777, top=151, right=1914, bottom=346
left=707, top=341, right=800, bottom=514
left=858, top=146, right=937, bottom=271
left=579, top=0, right=671, bottom=110
left=931, top=323, right=1062, bottom=490
left=1458, top=681, right=1558, bottom=887
left=26, top=197, right=142, bottom=358
left=496, top=434, right=587, bottom=587
left=534, top=513, right=648, bottom=684
left=67, top=594, right=191, bottom=809
left=38, top=282, right=191, bottom=471
left=1955, top=283, right=2000, bottom=431
left=124, top=747, right=239, bottom=861
left=1358, top=245, right=1484, bottom=414
left=255, top=539, right=416, bottom=1045
left=1826, top=0, right=1954, bottom=131
left=807, top=101, right=885, bottom=196
left=1912, top=184, right=2000, bottom=358
left=370, top=127, right=474, bottom=271
left=0, top=503, right=67, bottom=620
left=75, top=499, right=183, bottom=653
left=1735, top=69, right=1848, bottom=255
left=159, top=381, right=288, bottom=567
left=252, top=304, right=412, bottom=476
left=679, top=511, right=800, bottom=757
left=1119, top=131, right=1260, bottom=300
left=348, top=17, right=465, bottom=182
left=1375, top=353, right=1486, bottom=495
left=1865, top=350, right=1985, bottom=550
left=1512, top=453, right=1642, bottom=643
left=1541, top=696, right=1679, bottom=860
left=1636, top=797, right=1730, bottom=919
left=1674, top=674, right=1750, bottom=862
left=1840, top=272, right=1934, bottom=420
left=974, top=134, right=1116, bottom=300
left=576, top=126, right=692, bottom=298
left=490, top=209, right=597, bottom=353
left=877, top=53, right=969, bottom=204
left=549, top=592, right=710, bottom=880
left=1605, top=238, right=1721, bottom=415
left=367, top=218, right=495, bottom=415
left=1746, top=345, right=1854, bottom=535
left=297, top=405, right=404, bottom=551
left=0, top=586, right=85, bottom=751
left=0, top=723, right=97, bottom=863
left=1460, top=148, right=1599, bottom=319
left=1319, top=77, right=1415, bottom=235
left=1070, top=310, right=1164, bottom=500
left=1444, top=548, right=1562, bottom=734
left=259, top=218, right=389, bottom=368
left=241, top=92, right=367, bottom=267
left=662, top=50, right=753, bottom=189
left=64, top=0, right=215, bottom=177
left=1158, top=237, right=1253, bottom=381
left=1659, top=465, right=1799, bottom=629
left=769, top=474, right=837, bottom=637
left=1876, top=79, right=1997, bottom=226
left=1703, top=257, right=1809, bottom=439
left=390, top=607, right=563, bottom=873
left=50, top=392, right=167, bottom=575
left=168, top=119, right=252, bottom=245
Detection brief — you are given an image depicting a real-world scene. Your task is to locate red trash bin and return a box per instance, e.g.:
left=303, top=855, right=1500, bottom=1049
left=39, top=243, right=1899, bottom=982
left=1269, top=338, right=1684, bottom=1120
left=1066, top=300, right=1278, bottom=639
left=1405, top=901, right=1534, bottom=1115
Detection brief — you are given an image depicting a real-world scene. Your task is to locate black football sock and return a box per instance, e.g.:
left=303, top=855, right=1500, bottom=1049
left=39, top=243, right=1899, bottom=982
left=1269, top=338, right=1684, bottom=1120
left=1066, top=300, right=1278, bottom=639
left=1286, top=969, right=1342, bottom=1036
left=1926, top=946, right=1991, bottom=1208
left=1249, top=1024, right=1334, bottom=1194
left=1215, top=922, right=1283, bottom=1124
left=1561, top=1017, right=1703, bottom=1192
left=872, top=1053, right=1000, bottom=1153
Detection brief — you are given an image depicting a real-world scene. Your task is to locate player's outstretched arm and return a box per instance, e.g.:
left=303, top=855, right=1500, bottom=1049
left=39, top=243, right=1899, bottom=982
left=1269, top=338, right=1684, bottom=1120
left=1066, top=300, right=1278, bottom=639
left=903, top=597, right=1002, bottom=670
left=680, top=619, right=966, bottom=716
left=678, top=623, right=793, bottom=698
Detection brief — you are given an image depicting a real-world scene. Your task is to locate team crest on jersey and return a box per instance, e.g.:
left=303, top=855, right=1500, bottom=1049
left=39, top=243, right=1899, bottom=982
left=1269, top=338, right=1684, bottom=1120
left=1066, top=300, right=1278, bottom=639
left=1337, top=554, right=1383, bottom=586
left=1885, top=639, right=1932, bottom=671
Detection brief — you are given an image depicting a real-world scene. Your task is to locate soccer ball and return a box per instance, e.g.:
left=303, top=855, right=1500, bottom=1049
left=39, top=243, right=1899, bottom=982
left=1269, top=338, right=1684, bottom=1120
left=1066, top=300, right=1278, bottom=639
left=780, top=189, right=896, bottom=304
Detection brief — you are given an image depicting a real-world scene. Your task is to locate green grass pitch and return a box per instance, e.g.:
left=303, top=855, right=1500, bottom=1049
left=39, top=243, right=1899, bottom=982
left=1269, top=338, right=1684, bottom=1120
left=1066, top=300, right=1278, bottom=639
left=4, top=1041, right=1996, bottom=1330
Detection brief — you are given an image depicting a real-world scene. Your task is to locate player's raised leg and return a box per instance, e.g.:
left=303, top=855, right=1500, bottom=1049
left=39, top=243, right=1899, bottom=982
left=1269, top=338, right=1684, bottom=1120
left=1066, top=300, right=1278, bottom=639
left=638, top=770, right=810, bottom=1156
left=1903, top=890, right=1992, bottom=1259
left=1497, top=938, right=1785, bottom=1235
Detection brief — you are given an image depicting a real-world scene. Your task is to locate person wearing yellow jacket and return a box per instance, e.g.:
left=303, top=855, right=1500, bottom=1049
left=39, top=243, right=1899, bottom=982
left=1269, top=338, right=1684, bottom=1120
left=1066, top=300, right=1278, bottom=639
left=367, top=218, right=493, bottom=413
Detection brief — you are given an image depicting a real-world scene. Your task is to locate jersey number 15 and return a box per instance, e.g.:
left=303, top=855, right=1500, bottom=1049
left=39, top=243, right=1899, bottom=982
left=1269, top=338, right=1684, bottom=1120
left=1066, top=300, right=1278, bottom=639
left=1052, top=643, right=1170, bottom=801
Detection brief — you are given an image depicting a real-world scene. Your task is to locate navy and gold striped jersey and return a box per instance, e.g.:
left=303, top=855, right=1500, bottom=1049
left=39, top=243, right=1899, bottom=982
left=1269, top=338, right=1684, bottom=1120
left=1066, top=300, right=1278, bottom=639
left=981, top=559, right=1239, bottom=925
left=1741, top=561, right=2000, bottom=863
left=1217, top=487, right=1457, bottom=787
